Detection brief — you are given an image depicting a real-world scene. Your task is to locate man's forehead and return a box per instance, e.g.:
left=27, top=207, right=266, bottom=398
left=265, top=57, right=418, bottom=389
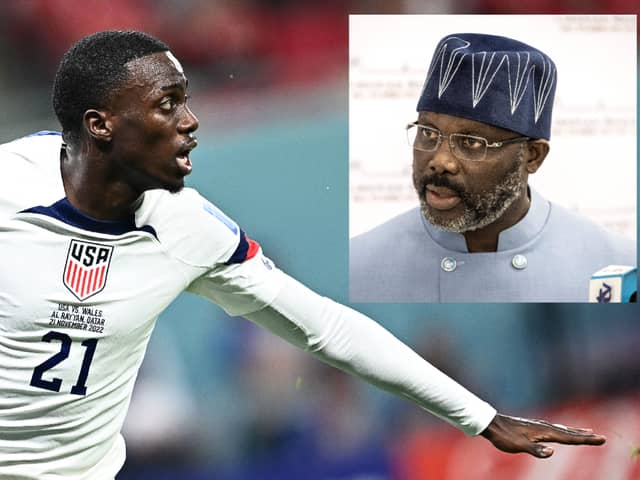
left=124, top=51, right=186, bottom=90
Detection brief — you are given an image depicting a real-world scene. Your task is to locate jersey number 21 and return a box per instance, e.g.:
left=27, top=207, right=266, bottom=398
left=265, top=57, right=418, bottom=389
left=30, top=331, right=98, bottom=396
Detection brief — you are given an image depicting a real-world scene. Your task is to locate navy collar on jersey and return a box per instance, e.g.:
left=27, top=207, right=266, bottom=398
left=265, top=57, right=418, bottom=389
left=21, top=198, right=158, bottom=238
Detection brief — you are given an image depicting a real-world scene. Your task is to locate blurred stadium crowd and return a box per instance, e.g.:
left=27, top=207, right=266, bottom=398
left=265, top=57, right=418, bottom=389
left=0, top=1, right=639, bottom=479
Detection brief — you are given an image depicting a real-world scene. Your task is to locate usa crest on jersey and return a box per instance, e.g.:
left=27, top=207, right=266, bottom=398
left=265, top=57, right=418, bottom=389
left=63, top=240, right=114, bottom=301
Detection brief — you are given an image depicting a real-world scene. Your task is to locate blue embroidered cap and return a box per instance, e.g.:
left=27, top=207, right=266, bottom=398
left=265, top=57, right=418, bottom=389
left=417, top=33, right=557, bottom=140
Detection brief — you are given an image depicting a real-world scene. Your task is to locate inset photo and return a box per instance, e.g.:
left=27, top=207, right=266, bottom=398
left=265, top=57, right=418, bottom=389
left=349, top=14, right=637, bottom=303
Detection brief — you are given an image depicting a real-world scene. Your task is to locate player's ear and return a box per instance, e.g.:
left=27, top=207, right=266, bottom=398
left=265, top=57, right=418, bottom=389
left=83, top=109, right=113, bottom=143
left=524, top=139, right=549, bottom=174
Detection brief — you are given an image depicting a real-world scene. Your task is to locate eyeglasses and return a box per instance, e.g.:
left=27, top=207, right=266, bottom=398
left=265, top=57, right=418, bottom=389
left=406, top=122, right=530, bottom=162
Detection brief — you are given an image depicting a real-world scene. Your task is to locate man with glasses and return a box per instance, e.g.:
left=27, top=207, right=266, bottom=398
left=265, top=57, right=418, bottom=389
left=350, top=33, right=635, bottom=302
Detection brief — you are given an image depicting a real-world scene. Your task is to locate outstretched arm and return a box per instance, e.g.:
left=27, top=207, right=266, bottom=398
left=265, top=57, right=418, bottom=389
left=480, top=413, right=606, bottom=458
left=191, top=257, right=607, bottom=456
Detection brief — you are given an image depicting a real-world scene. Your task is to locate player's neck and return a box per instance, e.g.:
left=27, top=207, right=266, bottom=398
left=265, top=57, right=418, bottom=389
left=61, top=145, right=143, bottom=221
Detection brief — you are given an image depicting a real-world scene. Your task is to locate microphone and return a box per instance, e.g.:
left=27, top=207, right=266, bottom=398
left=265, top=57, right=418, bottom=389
left=588, top=265, right=637, bottom=303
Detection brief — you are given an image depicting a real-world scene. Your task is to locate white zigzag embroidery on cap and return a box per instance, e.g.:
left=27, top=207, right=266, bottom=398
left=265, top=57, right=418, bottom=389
left=505, top=52, right=534, bottom=114
left=471, top=51, right=507, bottom=108
left=532, top=54, right=556, bottom=123
left=422, top=37, right=470, bottom=99
left=421, top=37, right=555, bottom=126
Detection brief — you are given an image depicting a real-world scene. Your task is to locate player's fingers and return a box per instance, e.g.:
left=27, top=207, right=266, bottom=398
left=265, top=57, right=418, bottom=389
left=547, top=432, right=607, bottom=445
left=522, top=420, right=605, bottom=444
left=530, top=430, right=607, bottom=445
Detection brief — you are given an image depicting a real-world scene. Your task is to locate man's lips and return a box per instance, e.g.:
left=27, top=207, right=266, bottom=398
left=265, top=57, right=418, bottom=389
left=425, top=184, right=461, bottom=210
left=176, top=138, right=198, bottom=175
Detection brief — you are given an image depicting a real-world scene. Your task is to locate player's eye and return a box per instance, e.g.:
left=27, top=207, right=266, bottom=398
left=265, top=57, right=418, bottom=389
left=159, top=94, right=190, bottom=112
left=159, top=97, right=177, bottom=111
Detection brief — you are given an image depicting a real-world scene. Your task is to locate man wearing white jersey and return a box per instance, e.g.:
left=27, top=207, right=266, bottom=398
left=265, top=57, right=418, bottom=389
left=0, top=31, right=605, bottom=479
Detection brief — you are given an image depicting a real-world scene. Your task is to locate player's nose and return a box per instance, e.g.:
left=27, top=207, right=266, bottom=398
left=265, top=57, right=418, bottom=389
left=179, top=104, right=199, bottom=134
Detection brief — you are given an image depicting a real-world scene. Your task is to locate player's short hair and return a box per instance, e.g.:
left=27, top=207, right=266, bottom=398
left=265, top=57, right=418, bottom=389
left=52, top=30, right=169, bottom=144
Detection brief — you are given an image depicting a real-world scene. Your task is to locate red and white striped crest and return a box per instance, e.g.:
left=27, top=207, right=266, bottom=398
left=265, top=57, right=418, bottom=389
left=63, top=240, right=114, bottom=301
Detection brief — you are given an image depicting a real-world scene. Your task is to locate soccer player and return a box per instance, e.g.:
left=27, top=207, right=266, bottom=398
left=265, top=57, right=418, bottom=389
left=0, top=31, right=605, bottom=479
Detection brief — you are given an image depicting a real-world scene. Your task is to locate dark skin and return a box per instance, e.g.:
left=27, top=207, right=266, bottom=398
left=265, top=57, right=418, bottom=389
left=59, top=51, right=606, bottom=458
left=61, top=51, right=199, bottom=220
left=481, top=413, right=606, bottom=458
left=413, top=111, right=549, bottom=252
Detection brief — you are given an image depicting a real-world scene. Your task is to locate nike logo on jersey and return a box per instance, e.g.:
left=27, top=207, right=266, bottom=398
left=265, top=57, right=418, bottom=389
left=63, top=240, right=114, bottom=301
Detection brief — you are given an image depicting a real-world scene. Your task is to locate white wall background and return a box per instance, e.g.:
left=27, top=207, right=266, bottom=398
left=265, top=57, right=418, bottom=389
left=349, top=14, right=637, bottom=240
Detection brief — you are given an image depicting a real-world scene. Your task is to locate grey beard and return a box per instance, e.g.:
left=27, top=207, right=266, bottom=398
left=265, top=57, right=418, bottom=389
left=420, top=147, right=526, bottom=233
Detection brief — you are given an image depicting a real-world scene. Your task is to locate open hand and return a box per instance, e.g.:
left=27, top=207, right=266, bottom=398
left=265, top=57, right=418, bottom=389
left=480, top=413, right=606, bottom=458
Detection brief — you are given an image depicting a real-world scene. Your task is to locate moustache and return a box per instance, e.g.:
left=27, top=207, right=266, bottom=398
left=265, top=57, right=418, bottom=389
left=418, top=175, right=465, bottom=197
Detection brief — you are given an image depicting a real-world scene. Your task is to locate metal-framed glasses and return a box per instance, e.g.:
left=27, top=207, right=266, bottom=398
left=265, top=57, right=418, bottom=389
left=406, top=122, right=530, bottom=162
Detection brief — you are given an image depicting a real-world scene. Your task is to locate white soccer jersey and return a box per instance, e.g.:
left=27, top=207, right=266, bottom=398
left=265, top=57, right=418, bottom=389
left=0, top=133, right=496, bottom=479
left=0, top=132, right=282, bottom=479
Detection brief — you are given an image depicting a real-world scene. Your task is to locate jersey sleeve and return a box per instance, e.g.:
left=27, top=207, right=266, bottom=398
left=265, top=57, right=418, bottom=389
left=0, top=132, right=65, bottom=219
left=191, top=242, right=495, bottom=434
left=187, top=246, right=286, bottom=316
left=136, top=188, right=242, bottom=269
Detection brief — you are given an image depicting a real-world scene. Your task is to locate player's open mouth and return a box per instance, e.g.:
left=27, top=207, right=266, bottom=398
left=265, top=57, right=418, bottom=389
left=176, top=153, right=192, bottom=174
left=425, top=185, right=461, bottom=210
left=176, top=138, right=198, bottom=175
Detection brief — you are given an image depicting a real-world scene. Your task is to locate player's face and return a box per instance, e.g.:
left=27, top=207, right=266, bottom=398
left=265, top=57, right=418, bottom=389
left=411, top=111, right=528, bottom=233
left=107, top=51, right=199, bottom=194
